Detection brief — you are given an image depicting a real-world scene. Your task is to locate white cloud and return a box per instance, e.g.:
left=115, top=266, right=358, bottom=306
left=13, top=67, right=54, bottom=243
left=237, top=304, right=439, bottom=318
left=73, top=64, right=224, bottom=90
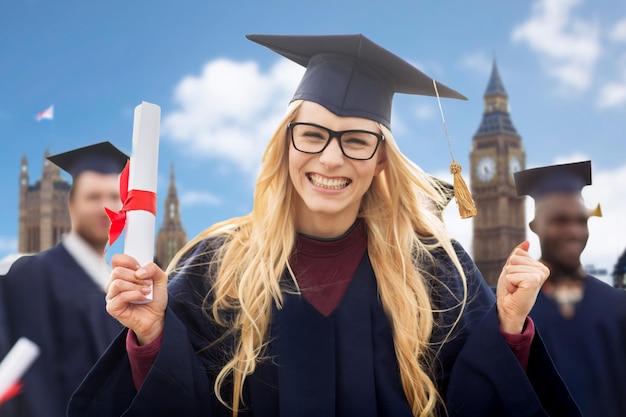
left=407, top=59, right=439, bottom=80
left=442, top=203, right=474, bottom=252
left=0, top=237, right=18, bottom=273
left=0, top=254, right=22, bottom=275
left=441, top=158, right=626, bottom=286
left=0, top=237, right=17, bottom=253
left=610, top=17, right=626, bottom=42
left=596, top=31, right=626, bottom=109
left=180, top=190, right=221, bottom=207
left=512, top=0, right=601, bottom=91
left=459, top=51, right=492, bottom=74
left=162, top=58, right=304, bottom=174
left=596, top=44, right=626, bottom=110
left=597, top=80, right=626, bottom=109
left=579, top=163, right=626, bottom=279
left=414, top=104, right=435, bottom=120
left=549, top=152, right=591, bottom=166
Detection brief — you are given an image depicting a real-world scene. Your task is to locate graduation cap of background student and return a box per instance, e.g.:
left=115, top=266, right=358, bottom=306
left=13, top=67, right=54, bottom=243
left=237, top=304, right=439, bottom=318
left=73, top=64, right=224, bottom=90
left=47, top=141, right=128, bottom=179
left=514, top=160, right=602, bottom=218
left=247, top=33, right=476, bottom=217
left=429, top=176, right=455, bottom=218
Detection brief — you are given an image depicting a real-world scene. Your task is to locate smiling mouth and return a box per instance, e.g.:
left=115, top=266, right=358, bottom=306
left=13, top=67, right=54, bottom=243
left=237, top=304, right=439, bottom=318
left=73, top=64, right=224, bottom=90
left=307, top=173, right=351, bottom=190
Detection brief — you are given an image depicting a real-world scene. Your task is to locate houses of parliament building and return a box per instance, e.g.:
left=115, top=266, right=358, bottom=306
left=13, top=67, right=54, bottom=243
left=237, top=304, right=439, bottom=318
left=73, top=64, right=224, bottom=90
left=12, top=62, right=626, bottom=288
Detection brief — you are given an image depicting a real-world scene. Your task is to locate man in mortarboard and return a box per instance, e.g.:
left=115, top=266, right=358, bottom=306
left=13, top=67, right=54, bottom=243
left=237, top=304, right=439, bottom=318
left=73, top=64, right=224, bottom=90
left=515, top=160, right=626, bottom=417
left=0, top=142, right=127, bottom=417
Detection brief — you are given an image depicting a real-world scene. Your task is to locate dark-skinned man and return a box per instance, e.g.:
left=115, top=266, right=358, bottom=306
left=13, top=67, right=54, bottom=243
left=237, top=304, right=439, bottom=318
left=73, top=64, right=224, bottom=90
left=515, top=160, right=626, bottom=417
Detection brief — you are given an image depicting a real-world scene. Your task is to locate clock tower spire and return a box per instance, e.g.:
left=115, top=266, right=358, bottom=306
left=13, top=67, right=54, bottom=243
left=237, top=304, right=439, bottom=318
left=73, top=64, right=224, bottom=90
left=155, top=164, right=187, bottom=269
left=470, top=60, right=526, bottom=286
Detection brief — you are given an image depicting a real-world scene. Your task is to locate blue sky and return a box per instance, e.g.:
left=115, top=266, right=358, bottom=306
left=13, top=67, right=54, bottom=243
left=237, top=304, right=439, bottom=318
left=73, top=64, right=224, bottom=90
left=1, top=0, right=625, bottom=282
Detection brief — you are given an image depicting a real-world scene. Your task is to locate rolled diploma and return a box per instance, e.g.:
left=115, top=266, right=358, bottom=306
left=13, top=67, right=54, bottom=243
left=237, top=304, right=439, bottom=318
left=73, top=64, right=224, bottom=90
left=125, top=101, right=160, bottom=303
left=0, top=338, right=40, bottom=399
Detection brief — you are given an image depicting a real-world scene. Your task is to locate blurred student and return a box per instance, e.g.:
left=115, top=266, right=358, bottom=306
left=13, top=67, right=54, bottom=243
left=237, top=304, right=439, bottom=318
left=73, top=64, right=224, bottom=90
left=0, top=142, right=127, bottom=417
left=516, top=160, right=626, bottom=417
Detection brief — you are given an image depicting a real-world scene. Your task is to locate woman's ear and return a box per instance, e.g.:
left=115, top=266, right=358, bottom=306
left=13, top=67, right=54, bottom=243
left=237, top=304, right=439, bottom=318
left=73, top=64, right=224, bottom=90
left=374, top=148, right=387, bottom=175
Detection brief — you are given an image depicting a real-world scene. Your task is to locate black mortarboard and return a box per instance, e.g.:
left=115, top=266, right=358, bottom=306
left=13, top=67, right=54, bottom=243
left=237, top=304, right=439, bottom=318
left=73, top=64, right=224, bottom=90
left=47, top=141, right=128, bottom=179
left=514, top=161, right=592, bottom=199
left=246, top=34, right=467, bottom=129
left=430, top=175, right=455, bottom=207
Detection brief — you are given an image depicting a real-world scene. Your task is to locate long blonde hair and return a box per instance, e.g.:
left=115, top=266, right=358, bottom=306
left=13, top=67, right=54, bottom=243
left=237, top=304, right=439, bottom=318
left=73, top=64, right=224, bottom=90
left=169, top=100, right=468, bottom=416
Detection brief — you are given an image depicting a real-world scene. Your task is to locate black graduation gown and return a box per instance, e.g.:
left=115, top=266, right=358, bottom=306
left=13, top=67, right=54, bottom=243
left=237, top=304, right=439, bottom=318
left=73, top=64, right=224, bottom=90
left=0, top=274, right=16, bottom=414
left=530, top=276, right=626, bottom=417
left=68, top=239, right=580, bottom=416
left=0, top=244, right=123, bottom=417
left=0, top=276, right=24, bottom=417
left=0, top=274, right=11, bottom=355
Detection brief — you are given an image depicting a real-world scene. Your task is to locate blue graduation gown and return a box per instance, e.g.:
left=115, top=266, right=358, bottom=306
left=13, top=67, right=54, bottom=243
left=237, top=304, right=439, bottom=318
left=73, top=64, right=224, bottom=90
left=0, top=244, right=123, bottom=417
left=530, top=276, right=626, bottom=417
left=68, top=239, right=580, bottom=416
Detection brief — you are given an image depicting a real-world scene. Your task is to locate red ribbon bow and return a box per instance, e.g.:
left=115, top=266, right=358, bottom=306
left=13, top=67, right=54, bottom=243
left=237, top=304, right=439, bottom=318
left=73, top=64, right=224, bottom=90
left=105, top=161, right=157, bottom=247
left=0, top=381, right=23, bottom=405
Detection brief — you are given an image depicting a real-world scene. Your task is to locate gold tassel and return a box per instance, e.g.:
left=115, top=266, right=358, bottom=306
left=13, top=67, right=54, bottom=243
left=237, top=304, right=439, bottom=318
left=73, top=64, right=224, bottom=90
left=450, top=161, right=477, bottom=218
left=588, top=203, right=602, bottom=218
left=433, top=79, right=477, bottom=218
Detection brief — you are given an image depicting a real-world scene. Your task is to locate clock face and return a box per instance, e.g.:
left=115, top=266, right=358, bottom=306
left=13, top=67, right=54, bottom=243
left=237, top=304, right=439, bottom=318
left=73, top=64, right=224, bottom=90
left=476, top=156, right=496, bottom=182
left=509, top=156, right=522, bottom=177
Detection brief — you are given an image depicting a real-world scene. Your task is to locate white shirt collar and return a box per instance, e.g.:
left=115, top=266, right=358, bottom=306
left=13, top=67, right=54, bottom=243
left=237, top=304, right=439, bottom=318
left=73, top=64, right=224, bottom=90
left=61, top=232, right=110, bottom=291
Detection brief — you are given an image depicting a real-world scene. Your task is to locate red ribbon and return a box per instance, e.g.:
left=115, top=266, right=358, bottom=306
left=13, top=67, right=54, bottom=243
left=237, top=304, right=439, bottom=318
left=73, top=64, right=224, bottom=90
left=0, top=381, right=23, bottom=405
left=105, top=161, right=157, bottom=247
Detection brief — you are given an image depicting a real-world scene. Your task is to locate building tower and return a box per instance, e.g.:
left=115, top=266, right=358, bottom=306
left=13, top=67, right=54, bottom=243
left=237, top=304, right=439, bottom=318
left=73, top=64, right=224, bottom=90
left=155, top=164, right=187, bottom=269
left=18, top=151, right=71, bottom=253
left=470, top=60, right=526, bottom=286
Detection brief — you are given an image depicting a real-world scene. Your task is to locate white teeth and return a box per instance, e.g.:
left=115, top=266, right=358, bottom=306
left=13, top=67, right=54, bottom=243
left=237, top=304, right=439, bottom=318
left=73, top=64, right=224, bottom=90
left=308, top=173, right=350, bottom=189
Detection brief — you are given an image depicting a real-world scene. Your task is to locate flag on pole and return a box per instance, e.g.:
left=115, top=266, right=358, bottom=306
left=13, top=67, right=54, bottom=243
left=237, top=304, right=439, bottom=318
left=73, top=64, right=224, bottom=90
left=35, top=105, right=54, bottom=121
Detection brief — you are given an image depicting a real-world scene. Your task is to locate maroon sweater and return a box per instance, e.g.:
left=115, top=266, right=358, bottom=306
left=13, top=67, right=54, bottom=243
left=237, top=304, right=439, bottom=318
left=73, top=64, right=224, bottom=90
left=127, top=221, right=533, bottom=389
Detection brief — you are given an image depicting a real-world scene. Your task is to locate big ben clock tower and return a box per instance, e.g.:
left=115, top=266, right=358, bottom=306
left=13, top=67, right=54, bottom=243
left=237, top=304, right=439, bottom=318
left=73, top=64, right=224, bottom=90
left=470, top=60, right=526, bottom=286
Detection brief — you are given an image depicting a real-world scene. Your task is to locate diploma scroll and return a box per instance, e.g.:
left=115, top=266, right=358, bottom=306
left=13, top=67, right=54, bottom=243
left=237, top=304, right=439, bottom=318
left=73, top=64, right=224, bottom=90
left=126, top=101, right=160, bottom=304
left=0, top=337, right=40, bottom=403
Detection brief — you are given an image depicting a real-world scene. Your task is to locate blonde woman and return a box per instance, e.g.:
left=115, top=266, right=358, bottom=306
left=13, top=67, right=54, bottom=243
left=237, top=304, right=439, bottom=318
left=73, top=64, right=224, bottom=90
left=69, top=35, right=580, bottom=417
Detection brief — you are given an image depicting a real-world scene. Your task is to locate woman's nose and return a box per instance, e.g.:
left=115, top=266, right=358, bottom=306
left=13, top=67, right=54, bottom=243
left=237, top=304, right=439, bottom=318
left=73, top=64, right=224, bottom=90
left=319, top=137, right=345, bottom=167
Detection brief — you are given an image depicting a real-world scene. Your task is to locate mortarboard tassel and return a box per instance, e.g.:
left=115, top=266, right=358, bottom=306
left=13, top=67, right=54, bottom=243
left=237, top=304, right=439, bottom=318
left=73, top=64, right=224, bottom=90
left=449, top=161, right=477, bottom=218
left=588, top=203, right=602, bottom=218
left=433, top=80, right=477, bottom=218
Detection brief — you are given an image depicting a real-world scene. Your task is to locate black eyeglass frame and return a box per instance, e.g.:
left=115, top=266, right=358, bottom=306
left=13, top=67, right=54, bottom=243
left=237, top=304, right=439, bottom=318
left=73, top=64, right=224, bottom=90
left=287, top=122, right=385, bottom=161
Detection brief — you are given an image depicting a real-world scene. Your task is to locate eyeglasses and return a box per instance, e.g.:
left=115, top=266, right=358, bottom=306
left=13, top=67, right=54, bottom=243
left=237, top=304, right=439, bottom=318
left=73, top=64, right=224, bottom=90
left=288, top=122, right=384, bottom=161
